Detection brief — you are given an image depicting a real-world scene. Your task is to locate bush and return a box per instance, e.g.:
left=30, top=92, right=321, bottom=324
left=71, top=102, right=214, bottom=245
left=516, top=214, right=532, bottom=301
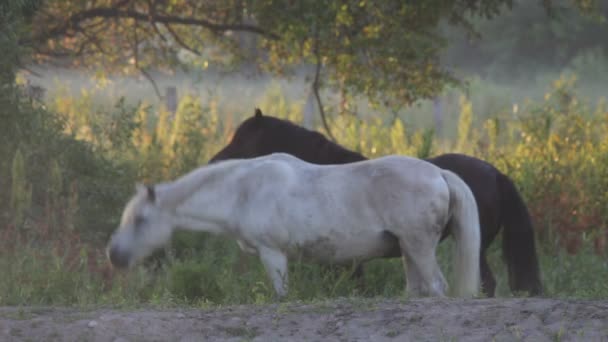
left=488, top=76, right=608, bottom=255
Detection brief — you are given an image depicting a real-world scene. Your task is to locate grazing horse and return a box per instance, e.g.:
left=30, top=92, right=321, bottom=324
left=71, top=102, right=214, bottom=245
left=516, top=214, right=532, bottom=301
left=208, top=109, right=543, bottom=297
left=107, top=153, right=481, bottom=298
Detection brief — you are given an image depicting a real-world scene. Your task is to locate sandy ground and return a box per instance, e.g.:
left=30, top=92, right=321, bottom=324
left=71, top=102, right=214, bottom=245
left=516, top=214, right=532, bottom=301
left=1, top=298, right=607, bottom=342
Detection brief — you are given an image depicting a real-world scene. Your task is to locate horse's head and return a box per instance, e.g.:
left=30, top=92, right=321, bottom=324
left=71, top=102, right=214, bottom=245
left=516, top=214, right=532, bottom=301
left=106, top=184, right=174, bottom=269
left=208, top=108, right=269, bottom=164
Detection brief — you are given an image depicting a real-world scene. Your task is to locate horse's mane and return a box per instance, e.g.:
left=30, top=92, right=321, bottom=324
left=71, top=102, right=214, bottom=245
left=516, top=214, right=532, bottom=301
left=234, top=109, right=320, bottom=140
left=247, top=109, right=367, bottom=164
left=156, top=158, right=246, bottom=207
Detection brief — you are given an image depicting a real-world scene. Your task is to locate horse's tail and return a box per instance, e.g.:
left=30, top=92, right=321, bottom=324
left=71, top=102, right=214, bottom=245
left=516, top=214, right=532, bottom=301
left=497, top=172, right=543, bottom=296
left=441, top=169, right=480, bottom=298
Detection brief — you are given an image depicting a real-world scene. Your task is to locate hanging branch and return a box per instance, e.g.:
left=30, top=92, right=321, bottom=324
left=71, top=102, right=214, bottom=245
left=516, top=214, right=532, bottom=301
left=24, top=6, right=280, bottom=48
left=146, top=0, right=169, bottom=44
left=311, top=23, right=335, bottom=142
left=165, top=23, right=202, bottom=56
left=132, top=17, right=161, bottom=99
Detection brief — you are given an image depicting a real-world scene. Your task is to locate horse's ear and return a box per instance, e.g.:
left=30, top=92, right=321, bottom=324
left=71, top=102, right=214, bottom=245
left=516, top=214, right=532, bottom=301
left=146, top=185, right=156, bottom=203
left=135, top=183, right=156, bottom=203
left=254, top=108, right=263, bottom=118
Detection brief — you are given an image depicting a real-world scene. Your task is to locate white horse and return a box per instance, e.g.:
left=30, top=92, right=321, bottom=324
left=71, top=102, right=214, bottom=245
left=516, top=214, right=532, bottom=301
left=107, top=153, right=480, bottom=298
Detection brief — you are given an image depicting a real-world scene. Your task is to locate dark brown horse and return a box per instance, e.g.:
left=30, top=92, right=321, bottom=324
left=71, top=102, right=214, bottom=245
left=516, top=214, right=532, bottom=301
left=209, top=109, right=543, bottom=297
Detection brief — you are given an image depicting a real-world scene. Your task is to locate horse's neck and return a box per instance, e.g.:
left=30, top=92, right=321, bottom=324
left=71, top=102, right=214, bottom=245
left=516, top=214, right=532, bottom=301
left=315, top=138, right=366, bottom=164
left=158, top=162, right=243, bottom=234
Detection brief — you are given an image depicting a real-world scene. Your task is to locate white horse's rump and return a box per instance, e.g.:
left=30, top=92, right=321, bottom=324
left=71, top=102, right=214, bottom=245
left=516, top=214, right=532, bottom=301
left=107, top=153, right=480, bottom=298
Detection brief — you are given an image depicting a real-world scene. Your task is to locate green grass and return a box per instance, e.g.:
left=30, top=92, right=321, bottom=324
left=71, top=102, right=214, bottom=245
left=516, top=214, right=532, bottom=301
left=1, top=231, right=607, bottom=308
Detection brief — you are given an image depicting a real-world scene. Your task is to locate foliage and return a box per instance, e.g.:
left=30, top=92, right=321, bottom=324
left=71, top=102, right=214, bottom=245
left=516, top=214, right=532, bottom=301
left=0, top=1, right=138, bottom=244
left=252, top=0, right=513, bottom=108
left=19, top=0, right=603, bottom=116
left=0, top=0, right=39, bottom=82
left=20, top=0, right=551, bottom=108
left=10, top=149, right=32, bottom=229
left=497, top=76, right=608, bottom=254
left=442, top=0, right=608, bottom=79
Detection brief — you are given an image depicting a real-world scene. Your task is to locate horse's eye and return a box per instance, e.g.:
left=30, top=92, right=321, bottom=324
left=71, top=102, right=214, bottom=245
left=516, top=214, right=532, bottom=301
left=134, top=215, right=146, bottom=227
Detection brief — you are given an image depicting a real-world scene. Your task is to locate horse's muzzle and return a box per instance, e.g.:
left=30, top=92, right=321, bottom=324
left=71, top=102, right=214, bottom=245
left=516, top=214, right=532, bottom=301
left=108, top=244, right=131, bottom=269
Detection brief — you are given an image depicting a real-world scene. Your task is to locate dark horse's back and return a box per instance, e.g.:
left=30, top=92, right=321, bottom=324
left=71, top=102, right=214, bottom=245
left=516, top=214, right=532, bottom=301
left=209, top=109, right=543, bottom=297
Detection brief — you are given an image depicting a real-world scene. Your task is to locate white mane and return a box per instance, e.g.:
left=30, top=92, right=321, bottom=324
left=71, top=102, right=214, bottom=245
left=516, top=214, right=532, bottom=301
left=156, top=153, right=303, bottom=208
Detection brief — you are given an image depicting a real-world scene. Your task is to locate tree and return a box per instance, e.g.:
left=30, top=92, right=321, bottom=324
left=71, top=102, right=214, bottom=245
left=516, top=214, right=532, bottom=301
left=441, top=0, right=608, bottom=79
left=0, top=0, right=137, bottom=238
left=18, top=0, right=599, bottom=136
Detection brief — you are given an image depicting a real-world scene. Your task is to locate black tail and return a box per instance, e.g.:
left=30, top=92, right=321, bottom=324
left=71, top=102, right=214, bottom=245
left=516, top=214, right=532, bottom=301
left=497, top=172, right=543, bottom=296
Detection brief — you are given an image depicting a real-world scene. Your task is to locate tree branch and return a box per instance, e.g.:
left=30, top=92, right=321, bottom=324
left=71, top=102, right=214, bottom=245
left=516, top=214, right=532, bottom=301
left=165, top=24, right=201, bottom=56
left=311, top=28, right=335, bottom=142
left=24, top=6, right=279, bottom=47
left=146, top=0, right=169, bottom=43
left=77, top=24, right=107, bottom=54
left=138, top=66, right=162, bottom=99
left=132, top=16, right=161, bottom=99
left=18, top=64, right=43, bottom=78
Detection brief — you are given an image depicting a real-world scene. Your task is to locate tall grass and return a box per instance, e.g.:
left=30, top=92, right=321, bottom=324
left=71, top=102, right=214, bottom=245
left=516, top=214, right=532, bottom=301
left=1, top=73, right=607, bottom=307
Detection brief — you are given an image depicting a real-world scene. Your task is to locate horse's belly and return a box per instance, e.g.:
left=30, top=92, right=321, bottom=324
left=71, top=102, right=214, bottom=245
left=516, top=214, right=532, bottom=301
left=291, top=231, right=398, bottom=264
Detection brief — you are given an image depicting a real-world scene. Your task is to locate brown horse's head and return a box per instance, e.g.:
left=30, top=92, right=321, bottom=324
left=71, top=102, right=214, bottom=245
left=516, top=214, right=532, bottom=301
left=208, top=108, right=365, bottom=165
left=208, top=108, right=267, bottom=163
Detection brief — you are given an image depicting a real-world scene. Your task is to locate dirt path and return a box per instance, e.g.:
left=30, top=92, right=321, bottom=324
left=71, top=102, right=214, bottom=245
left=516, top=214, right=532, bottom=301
left=1, top=298, right=607, bottom=341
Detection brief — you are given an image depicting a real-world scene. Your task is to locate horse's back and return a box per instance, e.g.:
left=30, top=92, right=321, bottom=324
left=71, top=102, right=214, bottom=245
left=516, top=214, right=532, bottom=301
left=346, top=155, right=448, bottom=190
left=426, top=153, right=497, bottom=180
left=270, top=153, right=447, bottom=194
left=245, top=154, right=450, bottom=207
left=284, top=154, right=451, bottom=229
left=232, top=154, right=453, bottom=264
left=427, top=154, right=498, bottom=194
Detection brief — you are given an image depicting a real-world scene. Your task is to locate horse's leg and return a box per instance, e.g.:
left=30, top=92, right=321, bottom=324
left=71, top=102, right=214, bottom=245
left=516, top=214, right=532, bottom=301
left=398, top=238, right=446, bottom=297
left=401, top=253, right=423, bottom=296
left=351, top=263, right=366, bottom=290
left=478, top=215, right=498, bottom=297
left=480, top=251, right=496, bottom=297
left=258, top=246, right=288, bottom=299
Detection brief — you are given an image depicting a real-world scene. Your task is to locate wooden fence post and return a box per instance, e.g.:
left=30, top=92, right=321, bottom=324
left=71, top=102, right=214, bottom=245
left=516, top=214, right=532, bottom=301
left=25, top=79, right=46, bottom=103
left=165, top=86, right=177, bottom=118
